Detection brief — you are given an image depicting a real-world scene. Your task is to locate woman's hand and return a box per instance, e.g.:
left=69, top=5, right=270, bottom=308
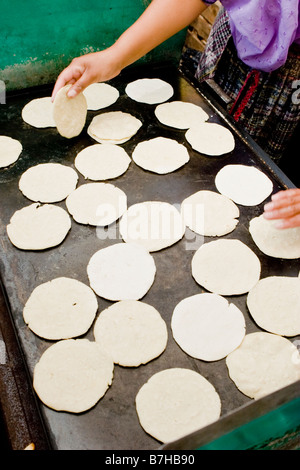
left=263, top=188, right=300, bottom=229
left=51, top=48, right=122, bottom=101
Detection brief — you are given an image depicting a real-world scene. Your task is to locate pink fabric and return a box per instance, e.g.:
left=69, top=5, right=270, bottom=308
left=203, top=0, right=300, bottom=71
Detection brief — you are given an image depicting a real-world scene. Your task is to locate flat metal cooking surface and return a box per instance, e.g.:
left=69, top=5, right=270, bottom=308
left=0, top=64, right=299, bottom=450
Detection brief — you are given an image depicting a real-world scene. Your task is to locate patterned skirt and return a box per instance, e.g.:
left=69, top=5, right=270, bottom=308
left=185, top=7, right=300, bottom=164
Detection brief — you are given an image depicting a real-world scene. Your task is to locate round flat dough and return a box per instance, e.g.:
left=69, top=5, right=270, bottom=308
left=215, top=164, right=273, bottom=206
left=83, top=82, right=119, bottom=110
left=247, top=276, right=300, bottom=336
left=19, top=163, right=78, bottom=203
left=119, top=201, right=185, bottom=252
left=66, top=182, right=127, bottom=226
left=21, top=97, right=55, bottom=128
left=6, top=203, right=71, bottom=250
left=135, top=368, right=221, bottom=443
left=155, top=100, right=209, bottom=129
left=226, top=332, right=300, bottom=399
left=185, top=122, right=235, bottom=156
left=0, top=135, right=23, bottom=168
left=87, top=242, right=156, bottom=301
left=191, top=239, right=261, bottom=295
left=181, top=190, right=239, bottom=237
left=93, top=300, right=168, bottom=366
left=74, top=143, right=131, bottom=181
left=87, top=111, right=142, bottom=144
left=132, top=137, right=190, bottom=174
left=171, top=293, right=245, bottom=361
left=23, top=277, right=98, bottom=340
left=249, top=214, right=300, bottom=259
left=125, top=78, right=174, bottom=104
left=53, top=85, right=87, bottom=138
left=33, top=339, right=114, bottom=413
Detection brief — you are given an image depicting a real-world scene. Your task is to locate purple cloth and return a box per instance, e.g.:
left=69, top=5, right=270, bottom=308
left=203, top=0, right=300, bottom=72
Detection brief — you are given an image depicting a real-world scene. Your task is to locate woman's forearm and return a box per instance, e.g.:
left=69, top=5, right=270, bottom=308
left=111, top=0, right=208, bottom=70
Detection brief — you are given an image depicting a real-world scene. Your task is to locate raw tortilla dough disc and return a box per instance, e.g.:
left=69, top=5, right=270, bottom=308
left=0, top=135, right=23, bottom=168
left=171, top=293, right=245, bottom=361
left=181, top=190, right=239, bottom=236
left=191, top=239, right=261, bottom=295
left=83, top=82, right=119, bottom=110
left=74, top=143, right=131, bottom=181
left=246, top=276, right=300, bottom=336
left=215, top=164, right=273, bottom=206
left=19, top=162, right=78, bottom=203
left=125, top=78, right=174, bottom=104
left=21, top=97, right=55, bottom=128
left=53, top=85, right=87, bottom=138
left=226, top=332, right=300, bottom=399
left=6, top=203, right=71, bottom=250
left=65, top=182, right=127, bottom=226
left=132, top=137, right=190, bottom=174
left=87, top=242, right=156, bottom=301
left=23, top=277, right=98, bottom=340
left=33, top=339, right=114, bottom=413
left=185, top=122, right=235, bottom=156
left=87, top=111, right=142, bottom=144
left=135, top=368, right=221, bottom=443
left=249, top=214, right=300, bottom=259
left=119, top=201, right=186, bottom=252
left=93, top=300, right=168, bottom=367
left=155, top=100, right=209, bottom=129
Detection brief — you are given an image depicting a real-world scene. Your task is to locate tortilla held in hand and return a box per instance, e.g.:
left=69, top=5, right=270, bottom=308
left=53, top=85, right=87, bottom=138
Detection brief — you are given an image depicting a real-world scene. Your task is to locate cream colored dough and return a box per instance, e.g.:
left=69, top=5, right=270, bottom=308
left=19, top=162, right=78, bottom=203
left=23, top=277, right=98, bottom=340
left=249, top=214, right=300, bottom=259
left=83, top=82, right=119, bottom=110
left=171, top=293, right=245, bottom=361
left=185, top=122, right=235, bottom=156
left=155, top=100, right=209, bottom=129
left=215, top=164, right=273, bottom=206
left=135, top=368, right=221, bottom=443
left=33, top=339, right=114, bottom=413
left=87, top=111, right=142, bottom=144
left=6, top=203, right=71, bottom=250
left=93, top=300, right=168, bottom=367
left=125, top=78, right=174, bottom=104
left=119, top=201, right=186, bottom=252
left=247, top=276, right=300, bottom=336
left=181, top=190, right=239, bottom=236
left=87, top=242, right=156, bottom=301
left=53, top=85, right=87, bottom=138
left=226, top=332, right=300, bottom=399
left=191, top=239, right=261, bottom=295
left=132, top=136, right=190, bottom=174
left=0, top=135, right=22, bottom=168
left=21, top=97, right=56, bottom=128
left=74, top=143, right=131, bottom=181
left=65, top=182, right=127, bottom=226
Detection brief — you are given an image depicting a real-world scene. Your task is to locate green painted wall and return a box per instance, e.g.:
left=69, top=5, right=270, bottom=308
left=0, top=0, right=186, bottom=90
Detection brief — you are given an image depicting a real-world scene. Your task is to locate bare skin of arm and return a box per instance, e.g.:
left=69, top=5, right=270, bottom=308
left=263, top=188, right=300, bottom=229
left=51, top=0, right=208, bottom=99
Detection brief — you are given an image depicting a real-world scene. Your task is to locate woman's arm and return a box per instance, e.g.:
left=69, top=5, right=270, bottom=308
left=52, top=0, right=208, bottom=99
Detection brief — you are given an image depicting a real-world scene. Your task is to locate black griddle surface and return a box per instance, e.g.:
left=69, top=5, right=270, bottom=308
left=0, top=64, right=299, bottom=450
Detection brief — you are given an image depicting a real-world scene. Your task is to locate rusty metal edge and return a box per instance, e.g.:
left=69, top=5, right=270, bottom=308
left=0, top=276, right=51, bottom=450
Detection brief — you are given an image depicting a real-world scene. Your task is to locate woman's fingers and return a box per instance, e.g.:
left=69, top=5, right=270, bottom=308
left=51, top=58, right=88, bottom=100
left=263, top=188, right=300, bottom=228
left=51, top=68, right=77, bottom=101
